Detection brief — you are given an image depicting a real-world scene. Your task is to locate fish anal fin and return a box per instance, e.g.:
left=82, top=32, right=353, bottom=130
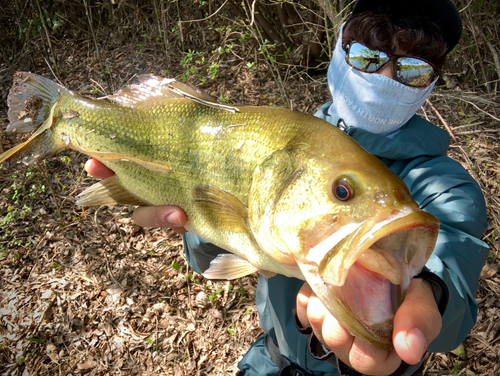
left=76, top=175, right=150, bottom=206
left=202, top=254, right=258, bottom=280
left=193, top=185, right=248, bottom=233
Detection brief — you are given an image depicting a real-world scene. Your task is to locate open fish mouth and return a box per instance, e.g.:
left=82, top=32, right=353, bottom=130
left=310, top=209, right=439, bottom=349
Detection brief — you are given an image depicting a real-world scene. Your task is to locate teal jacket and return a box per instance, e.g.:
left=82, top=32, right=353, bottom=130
left=183, top=103, right=489, bottom=375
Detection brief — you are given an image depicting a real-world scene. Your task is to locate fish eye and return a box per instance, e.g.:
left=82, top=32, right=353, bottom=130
left=332, top=178, right=353, bottom=201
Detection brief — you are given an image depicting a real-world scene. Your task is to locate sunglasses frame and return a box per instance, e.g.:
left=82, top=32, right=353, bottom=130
left=343, top=42, right=438, bottom=88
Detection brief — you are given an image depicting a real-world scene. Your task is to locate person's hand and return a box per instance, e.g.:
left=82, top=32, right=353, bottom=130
left=84, top=158, right=188, bottom=234
left=296, top=278, right=442, bottom=376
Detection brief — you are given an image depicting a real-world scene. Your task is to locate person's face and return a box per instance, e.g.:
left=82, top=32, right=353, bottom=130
left=376, top=48, right=404, bottom=81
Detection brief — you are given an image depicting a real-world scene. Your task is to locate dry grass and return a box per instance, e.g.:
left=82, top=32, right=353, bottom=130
left=0, top=1, right=499, bottom=375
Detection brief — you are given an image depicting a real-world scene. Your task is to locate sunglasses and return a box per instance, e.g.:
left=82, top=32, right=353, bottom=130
left=344, top=42, right=438, bottom=88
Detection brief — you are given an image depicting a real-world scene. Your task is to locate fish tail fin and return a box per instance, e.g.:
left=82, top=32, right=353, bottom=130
left=0, top=103, right=65, bottom=165
left=1, top=72, right=70, bottom=165
left=6, top=72, right=67, bottom=137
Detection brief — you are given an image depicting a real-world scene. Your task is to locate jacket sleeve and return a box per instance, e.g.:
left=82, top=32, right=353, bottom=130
left=401, top=155, right=489, bottom=352
left=182, top=232, right=230, bottom=275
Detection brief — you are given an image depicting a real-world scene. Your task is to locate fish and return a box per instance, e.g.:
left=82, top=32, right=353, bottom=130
left=0, top=72, right=440, bottom=350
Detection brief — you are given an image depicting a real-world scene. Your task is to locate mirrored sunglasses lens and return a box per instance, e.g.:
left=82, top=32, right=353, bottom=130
left=396, top=57, right=435, bottom=87
left=348, top=43, right=388, bottom=72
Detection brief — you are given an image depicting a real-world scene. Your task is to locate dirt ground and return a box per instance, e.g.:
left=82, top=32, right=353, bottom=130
left=0, top=1, right=499, bottom=375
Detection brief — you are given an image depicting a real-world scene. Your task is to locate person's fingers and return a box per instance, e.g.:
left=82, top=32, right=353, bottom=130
left=84, top=159, right=114, bottom=179
left=297, top=284, right=402, bottom=376
left=315, top=305, right=401, bottom=375
left=345, top=337, right=401, bottom=376
left=305, top=293, right=328, bottom=344
left=393, top=278, right=442, bottom=365
left=133, top=206, right=188, bottom=233
left=296, top=283, right=313, bottom=328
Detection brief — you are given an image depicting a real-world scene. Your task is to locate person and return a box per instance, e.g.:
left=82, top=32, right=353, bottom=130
left=86, top=0, right=489, bottom=375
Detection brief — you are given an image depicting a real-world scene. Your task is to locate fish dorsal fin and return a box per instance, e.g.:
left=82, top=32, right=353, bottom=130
left=76, top=175, right=151, bottom=206
left=202, top=254, right=258, bottom=280
left=193, top=185, right=249, bottom=233
left=106, top=75, right=239, bottom=113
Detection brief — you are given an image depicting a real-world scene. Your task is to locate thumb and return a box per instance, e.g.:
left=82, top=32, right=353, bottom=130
left=393, top=278, right=442, bottom=365
left=133, top=206, right=188, bottom=231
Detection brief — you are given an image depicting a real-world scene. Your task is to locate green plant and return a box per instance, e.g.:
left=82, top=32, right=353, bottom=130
left=209, top=286, right=223, bottom=301
left=455, top=347, right=466, bottom=359
left=145, top=336, right=157, bottom=350
left=43, top=10, right=64, bottom=30
left=208, top=62, right=218, bottom=80
left=171, top=261, right=180, bottom=270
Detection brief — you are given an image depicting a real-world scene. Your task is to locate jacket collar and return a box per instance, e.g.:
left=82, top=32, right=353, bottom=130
left=315, top=102, right=450, bottom=160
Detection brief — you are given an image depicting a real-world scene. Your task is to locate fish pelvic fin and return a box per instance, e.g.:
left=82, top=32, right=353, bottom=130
left=106, top=75, right=239, bottom=113
left=202, top=254, right=259, bottom=280
left=193, top=185, right=249, bottom=233
left=76, top=175, right=151, bottom=206
left=6, top=72, right=68, bottom=137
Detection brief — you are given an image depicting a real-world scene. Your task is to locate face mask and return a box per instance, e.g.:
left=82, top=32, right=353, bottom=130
left=327, top=27, right=436, bottom=134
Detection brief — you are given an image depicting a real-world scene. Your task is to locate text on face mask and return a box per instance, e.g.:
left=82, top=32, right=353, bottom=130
left=339, top=92, right=405, bottom=125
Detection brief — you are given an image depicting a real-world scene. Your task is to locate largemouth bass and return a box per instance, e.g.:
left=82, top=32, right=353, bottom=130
left=1, top=72, right=439, bottom=350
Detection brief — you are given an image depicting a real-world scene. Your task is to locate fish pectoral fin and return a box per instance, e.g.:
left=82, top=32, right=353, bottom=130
left=194, top=185, right=249, bottom=233
left=76, top=175, right=151, bottom=206
left=203, top=254, right=258, bottom=280
left=258, top=270, right=277, bottom=278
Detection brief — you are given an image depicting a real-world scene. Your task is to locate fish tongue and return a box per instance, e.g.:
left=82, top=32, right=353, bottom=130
left=356, top=245, right=402, bottom=285
left=340, top=261, right=397, bottom=342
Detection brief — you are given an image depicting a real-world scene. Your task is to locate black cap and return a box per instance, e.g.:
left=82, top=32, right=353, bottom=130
left=351, top=0, right=463, bottom=53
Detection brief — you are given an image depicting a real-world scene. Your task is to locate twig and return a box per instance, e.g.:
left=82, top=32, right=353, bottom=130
left=466, top=10, right=490, bottom=92
left=43, top=57, right=63, bottom=86
left=105, top=254, right=121, bottom=287
left=176, top=0, right=184, bottom=51
left=27, top=232, right=49, bottom=280
left=249, top=0, right=257, bottom=27
left=33, top=0, right=60, bottom=79
left=153, top=0, right=171, bottom=70
left=425, top=99, right=456, bottom=141
left=83, top=0, right=111, bottom=93
left=39, top=161, right=65, bottom=226
left=453, top=97, right=500, bottom=122
left=485, top=39, right=500, bottom=81
left=179, top=0, right=229, bottom=24
left=244, top=1, right=289, bottom=107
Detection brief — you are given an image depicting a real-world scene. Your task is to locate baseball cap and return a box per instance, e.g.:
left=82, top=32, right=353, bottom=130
left=350, top=0, right=463, bottom=53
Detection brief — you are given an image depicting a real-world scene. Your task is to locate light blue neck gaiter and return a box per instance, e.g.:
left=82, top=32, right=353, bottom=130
left=327, top=27, right=437, bottom=135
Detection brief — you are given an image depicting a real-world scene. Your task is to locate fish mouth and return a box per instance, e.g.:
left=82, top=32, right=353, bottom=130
left=312, top=209, right=439, bottom=349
